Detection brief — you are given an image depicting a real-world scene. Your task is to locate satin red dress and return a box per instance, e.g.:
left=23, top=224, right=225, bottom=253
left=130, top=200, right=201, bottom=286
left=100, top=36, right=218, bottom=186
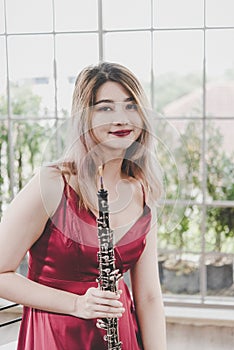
left=17, top=178, right=151, bottom=350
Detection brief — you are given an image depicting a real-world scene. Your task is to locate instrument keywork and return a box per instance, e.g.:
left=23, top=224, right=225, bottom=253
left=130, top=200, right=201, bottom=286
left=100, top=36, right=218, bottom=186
left=96, top=166, right=122, bottom=350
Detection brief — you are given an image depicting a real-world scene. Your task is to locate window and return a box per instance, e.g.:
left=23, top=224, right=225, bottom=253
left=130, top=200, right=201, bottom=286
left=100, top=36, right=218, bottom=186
left=0, top=0, right=233, bottom=308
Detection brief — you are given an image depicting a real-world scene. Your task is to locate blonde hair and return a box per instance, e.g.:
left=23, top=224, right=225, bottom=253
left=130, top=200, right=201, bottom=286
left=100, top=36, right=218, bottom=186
left=60, top=62, right=162, bottom=210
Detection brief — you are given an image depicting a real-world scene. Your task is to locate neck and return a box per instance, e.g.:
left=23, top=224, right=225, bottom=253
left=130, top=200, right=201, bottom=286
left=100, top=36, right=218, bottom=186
left=98, top=159, right=129, bottom=208
left=102, top=158, right=123, bottom=184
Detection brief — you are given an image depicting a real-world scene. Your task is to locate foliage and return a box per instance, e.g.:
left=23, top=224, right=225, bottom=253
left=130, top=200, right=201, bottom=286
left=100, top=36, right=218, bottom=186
left=154, top=69, right=234, bottom=257
left=206, top=123, right=234, bottom=252
left=158, top=118, right=234, bottom=254
left=0, top=84, right=41, bottom=116
left=157, top=118, right=201, bottom=253
left=0, top=85, right=53, bottom=216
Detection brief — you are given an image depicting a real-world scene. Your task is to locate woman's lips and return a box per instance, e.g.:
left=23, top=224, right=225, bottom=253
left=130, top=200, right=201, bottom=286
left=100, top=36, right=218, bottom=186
left=109, top=130, right=132, bottom=137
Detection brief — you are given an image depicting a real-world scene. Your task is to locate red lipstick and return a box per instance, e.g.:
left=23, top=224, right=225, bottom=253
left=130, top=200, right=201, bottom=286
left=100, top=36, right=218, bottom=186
left=109, top=130, right=132, bottom=137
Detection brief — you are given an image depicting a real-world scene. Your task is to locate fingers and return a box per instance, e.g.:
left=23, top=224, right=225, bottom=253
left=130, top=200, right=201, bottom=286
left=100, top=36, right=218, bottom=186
left=75, top=287, right=125, bottom=320
left=90, top=287, right=122, bottom=300
left=91, top=304, right=125, bottom=319
left=89, top=288, right=125, bottom=316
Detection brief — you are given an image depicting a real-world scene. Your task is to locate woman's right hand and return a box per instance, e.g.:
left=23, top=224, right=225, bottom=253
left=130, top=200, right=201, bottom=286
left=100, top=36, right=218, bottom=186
left=72, top=287, right=125, bottom=319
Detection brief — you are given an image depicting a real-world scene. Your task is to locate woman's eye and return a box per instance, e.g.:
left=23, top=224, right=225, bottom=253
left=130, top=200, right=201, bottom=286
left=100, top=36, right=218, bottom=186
left=126, top=103, right=138, bottom=111
left=97, top=106, right=112, bottom=112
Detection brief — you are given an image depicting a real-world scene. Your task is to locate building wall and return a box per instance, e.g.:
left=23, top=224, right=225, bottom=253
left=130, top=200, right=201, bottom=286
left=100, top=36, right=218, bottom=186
left=167, top=322, right=234, bottom=350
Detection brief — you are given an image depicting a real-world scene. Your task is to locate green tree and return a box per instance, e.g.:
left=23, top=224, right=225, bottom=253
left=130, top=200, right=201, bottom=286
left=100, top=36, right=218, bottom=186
left=0, top=84, right=50, bottom=214
left=206, top=123, right=234, bottom=252
left=157, top=119, right=201, bottom=253
left=158, top=119, right=234, bottom=254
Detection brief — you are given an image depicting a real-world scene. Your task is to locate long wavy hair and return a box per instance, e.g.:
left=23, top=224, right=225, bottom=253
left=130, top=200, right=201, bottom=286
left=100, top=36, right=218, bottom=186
left=60, top=62, right=162, bottom=210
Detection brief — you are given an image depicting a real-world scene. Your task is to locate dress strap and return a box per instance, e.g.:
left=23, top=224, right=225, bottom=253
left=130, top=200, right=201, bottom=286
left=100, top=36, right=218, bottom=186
left=140, top=182, right=146, bottom=207
left=49, top=164, right=67, bottom=184
left=60, top=171, right=67, bottom=185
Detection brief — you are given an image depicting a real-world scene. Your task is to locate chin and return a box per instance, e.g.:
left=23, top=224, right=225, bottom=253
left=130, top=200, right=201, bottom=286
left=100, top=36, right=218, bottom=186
left=105, top=138, right=135, bottom=149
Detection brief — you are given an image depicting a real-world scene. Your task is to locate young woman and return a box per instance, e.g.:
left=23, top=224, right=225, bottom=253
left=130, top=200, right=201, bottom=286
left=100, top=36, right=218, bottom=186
left=0, top=62, right=167, bottom=349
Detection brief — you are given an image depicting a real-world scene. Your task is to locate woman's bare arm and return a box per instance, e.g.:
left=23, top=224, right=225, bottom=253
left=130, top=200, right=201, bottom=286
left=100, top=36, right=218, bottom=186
left=0, top=167, right=78, bottom=314
left=130, top=207, right=167, bottom=350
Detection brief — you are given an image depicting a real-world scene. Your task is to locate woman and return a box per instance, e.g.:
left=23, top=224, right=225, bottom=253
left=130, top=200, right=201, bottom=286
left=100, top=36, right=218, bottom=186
left=0, top=62, right=166, bottom=349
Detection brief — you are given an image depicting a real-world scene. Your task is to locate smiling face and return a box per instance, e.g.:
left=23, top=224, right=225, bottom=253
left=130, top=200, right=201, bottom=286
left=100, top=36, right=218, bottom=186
left=91, top=81, right=143, bottom=155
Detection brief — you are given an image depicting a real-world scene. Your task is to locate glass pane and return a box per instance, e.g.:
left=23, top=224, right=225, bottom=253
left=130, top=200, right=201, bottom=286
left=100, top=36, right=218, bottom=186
left=154, top=31, right=203, bottom=116
left=0, top=120, right=9, bottom=215
left=8, top=35, right=54, bottom=116
left=56, top=34, right=99, bottom=115
left=206, top=120, right=234, bottom=201
left=206, top=30, right=234, bottom=117
left=206, top=81, right=234, bottom=118
left=206, top=208, right=234, bottom=297
left=206, top=0, right=234, bottom=27
left=0, top=0, right=5, bottom=33
left=156, top=118, right=202, bottom=201
left=43, top=118, right=71, bottom=164
left=103, top=0, right=151, bottom=30
left=104, top=32, right=151, bottom=94
left=0, top=41, right=7, bottom=223
left=54, top=0, right=98, bottom=31
left=154, top=0, right=204, bottom=28
left=206, top=208, right=234, bottom=254
left=158, top=205, right=201, bottom=252
left=0, top=37, right=7, bottom=115
left=12, top=120, right=58, bottom=188
left=6, top=0, right=53, bottom=33
left=158, top=205, right=201, bottom=295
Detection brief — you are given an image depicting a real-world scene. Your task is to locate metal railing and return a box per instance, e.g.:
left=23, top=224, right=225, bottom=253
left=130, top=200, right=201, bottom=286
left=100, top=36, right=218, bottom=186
left=0, top=304, right=22, bottom=328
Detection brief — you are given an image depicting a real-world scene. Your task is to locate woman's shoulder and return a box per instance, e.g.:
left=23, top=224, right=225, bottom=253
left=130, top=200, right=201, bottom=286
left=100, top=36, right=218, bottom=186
left=125, top=176, right=149, bottom=206
left=37, top=165, right=64, bottom=183
left=129, top=177, right=148, bottom=202
left=1, top=166, right=66, bottom=235
left=34, top=165, right=66, bottom=217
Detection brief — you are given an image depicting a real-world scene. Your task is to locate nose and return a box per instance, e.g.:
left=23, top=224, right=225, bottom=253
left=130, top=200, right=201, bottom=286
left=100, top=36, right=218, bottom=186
left=111, top=103, right=129, bottom=125
left=112, top=120, right=129, bottom=126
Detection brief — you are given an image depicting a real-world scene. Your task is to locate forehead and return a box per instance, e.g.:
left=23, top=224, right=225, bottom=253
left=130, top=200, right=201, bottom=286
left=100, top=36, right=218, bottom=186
left=95, top=81, right=131, bottom=102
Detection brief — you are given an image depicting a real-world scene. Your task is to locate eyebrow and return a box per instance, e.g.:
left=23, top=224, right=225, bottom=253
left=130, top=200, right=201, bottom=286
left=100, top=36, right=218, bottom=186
left=94, top=96, right=134, bottom=105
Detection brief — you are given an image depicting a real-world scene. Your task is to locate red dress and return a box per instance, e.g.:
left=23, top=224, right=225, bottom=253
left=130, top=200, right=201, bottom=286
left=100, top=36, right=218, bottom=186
left=17, top=178, right=151, bottom=350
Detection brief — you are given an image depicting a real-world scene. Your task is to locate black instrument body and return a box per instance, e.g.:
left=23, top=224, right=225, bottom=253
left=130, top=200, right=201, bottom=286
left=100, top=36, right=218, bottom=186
left=96, top=187, right=122, bottom=350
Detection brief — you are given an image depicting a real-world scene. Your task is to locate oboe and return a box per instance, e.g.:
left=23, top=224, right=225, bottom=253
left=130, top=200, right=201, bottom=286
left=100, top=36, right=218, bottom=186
left=96, top=166, right=122, bottom=350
